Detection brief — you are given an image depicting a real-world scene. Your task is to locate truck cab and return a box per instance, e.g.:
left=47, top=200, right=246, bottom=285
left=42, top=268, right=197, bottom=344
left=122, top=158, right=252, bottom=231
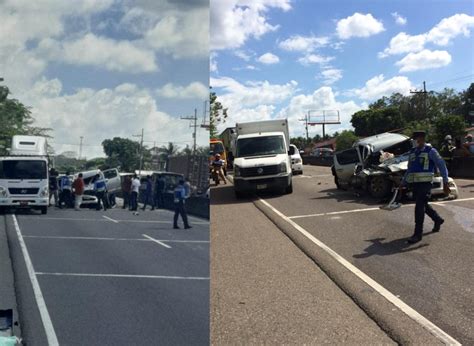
left=0, top=136, right=49, bottom=214
left=233, top=119, right=293, bottom=197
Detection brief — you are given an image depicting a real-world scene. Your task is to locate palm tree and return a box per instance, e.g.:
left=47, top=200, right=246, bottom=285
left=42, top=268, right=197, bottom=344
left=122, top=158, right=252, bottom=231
left=159, top=142, right=179, bottom=170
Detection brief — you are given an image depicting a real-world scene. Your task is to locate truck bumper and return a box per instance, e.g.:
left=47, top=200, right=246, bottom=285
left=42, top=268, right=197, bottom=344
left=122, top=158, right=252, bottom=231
left=0, top=197, right=49, bottom=208
left=234, top=175, right=291, bottom=193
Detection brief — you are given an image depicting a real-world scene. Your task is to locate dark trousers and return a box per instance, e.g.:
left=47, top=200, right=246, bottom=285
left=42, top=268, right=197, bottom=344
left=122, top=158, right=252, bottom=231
left=142, top=193, right=153, bottom=210
left=96, top=191, right=108, bottom=210
left=130, top=191, right=138, bottom=211
left=413, top=182, right=442, bottom=237
left=154, top=192, right=164, bottom=209
left=173, top=201, right=189, bottom=228
left=123, top=191, right=130, bottom=209
left=59, top=189, right=72, bottom=208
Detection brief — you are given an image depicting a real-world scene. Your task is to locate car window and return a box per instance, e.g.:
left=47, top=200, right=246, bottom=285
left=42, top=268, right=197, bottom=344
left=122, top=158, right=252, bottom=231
left=103, top=169, right=117, bottom=179
left=336, top=148, right=359, bottom=165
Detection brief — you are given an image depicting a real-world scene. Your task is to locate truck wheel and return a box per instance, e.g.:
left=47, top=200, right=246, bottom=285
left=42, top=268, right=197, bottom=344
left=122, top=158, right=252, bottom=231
left=285, top=181, right=293, bottom=194
left=40, top=206, right=48, bottom=215
left=368, top=176, right=391, bottom=199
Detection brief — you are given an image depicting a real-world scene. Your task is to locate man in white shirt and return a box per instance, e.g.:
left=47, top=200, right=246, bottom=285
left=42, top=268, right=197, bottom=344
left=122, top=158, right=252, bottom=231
left=130, top=174, right=141, bottom=212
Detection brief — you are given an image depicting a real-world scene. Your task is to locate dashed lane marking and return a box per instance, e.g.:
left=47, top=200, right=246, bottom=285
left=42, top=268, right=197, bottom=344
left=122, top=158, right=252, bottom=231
left=103, top=215, right=119, bottom=223
left=22, top=235, right=209, bottom=243
left=35, top=272, right=209, bottom=280
left=142, top=234, right=172, bottom=248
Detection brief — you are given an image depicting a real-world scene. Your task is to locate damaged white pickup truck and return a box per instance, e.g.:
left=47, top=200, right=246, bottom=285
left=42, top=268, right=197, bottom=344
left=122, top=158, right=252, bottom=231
left=331, top=132, right=459, bottom=199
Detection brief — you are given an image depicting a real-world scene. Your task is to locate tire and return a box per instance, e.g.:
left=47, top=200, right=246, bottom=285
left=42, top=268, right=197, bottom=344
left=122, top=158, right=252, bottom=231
left=334, top=174, right=342, bottom=190
left=285, top=181, right=293, bottom=194
left=40, top=206, right=47, bottom=215
left=235, top=190, right=244, bottom=199
left=368, top=176, right=391, bottom=199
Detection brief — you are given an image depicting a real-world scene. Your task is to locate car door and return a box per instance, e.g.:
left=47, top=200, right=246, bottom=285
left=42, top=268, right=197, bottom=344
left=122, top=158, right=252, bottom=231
left=103, top=168, right=121, bottom=194
left=333, top=147, right=361, bottom=182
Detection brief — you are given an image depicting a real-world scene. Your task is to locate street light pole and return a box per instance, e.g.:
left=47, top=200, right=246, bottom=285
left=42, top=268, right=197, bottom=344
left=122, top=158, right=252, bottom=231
left=133, top=128, right=144, bottom=176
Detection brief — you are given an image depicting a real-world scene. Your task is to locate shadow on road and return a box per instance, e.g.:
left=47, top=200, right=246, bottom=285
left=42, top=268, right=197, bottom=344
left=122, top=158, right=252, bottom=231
left=210, top=184, right=255, bottom=205
left=311, top=188, right=385, bottom=206
left=353, top=236, right=432, bottom=259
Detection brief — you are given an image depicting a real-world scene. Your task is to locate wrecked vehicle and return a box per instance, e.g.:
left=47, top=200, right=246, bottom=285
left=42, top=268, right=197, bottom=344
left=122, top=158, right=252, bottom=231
left=331, top=132, right=459, bottom=199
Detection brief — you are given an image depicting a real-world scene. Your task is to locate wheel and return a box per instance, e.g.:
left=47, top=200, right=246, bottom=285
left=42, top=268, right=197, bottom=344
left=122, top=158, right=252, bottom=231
left=235, top=190, right=244, bottom=198
left=368, top=176, right=391, bottom=199
left=334, top=174, right=342, bottom=190
left=285, top=181, right=293, bottom=194
left=40, top=206, right=47, bottom=215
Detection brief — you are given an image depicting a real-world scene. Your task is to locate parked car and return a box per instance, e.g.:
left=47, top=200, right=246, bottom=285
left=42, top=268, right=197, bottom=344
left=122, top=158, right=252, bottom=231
left=289, top=144, right=303, bottom=175
left=311, top=147, right=334, bottom=158
left=332, top=132, right=458, bottom=199
left=76, top=168, right=121, bottom=208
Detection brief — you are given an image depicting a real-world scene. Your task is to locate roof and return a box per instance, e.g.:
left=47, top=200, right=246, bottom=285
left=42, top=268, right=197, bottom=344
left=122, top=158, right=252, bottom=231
left=313, top=138, right=336, bottom=148
left=354, top=132, right=409, bottom=152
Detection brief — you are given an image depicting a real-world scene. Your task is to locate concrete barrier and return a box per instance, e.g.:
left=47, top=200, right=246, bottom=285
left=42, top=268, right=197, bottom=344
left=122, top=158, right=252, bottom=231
left=301, top=155, right=333, bottom=167
left=450, top=156, right=474, bottom=178
left=139, top=193, right=209, bottom=219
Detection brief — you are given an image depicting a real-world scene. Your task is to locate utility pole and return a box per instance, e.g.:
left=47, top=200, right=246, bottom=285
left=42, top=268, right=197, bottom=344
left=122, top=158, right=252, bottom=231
left=78, top=136, right=83, bottom=160
left=410, top=81, right=428, bottom=119
left=298, top=112, right=310, bottom=142
left=181, top=108, right=198, bottom=154
left=133, top=128, right=144, bottom=176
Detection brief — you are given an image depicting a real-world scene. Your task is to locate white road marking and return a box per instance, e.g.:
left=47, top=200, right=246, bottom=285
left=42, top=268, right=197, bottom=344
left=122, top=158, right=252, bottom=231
left=35, top=272, right=209, bottom=280
left=22, top=235, right=209, bottom=243
left=102, top=215, right=119, bottom=223
left=258, top=198, right=461, bottom=345
left=142, top=234, right=172, bottom=248
left=12, top=215, right=59, bottom=346
left=20, top=217, right=209, bottom=225
left=289, top=196, right=474, bottom=219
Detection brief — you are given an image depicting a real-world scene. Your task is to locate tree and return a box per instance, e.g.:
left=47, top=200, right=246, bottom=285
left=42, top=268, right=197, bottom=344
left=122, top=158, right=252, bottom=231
left=351, top=107, right=404, bottom=136
left=433, top=115, right=467, bottom=147
left=0, top=86, right=51, bottom=155
left=290, top=136, right=311, bottom=150
left=158, top=142, right=179, bottom=170
left=210, top=88, right=228, bottom=138
left=335, top=130, right=358, bottom=151
left=102, top=137, right=141, bottom=172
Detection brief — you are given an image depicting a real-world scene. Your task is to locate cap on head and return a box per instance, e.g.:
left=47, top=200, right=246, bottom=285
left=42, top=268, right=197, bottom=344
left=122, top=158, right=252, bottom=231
left=467, top=134, right=473, bottom=139
left=444, top=135, right=452, bottom=141
left=215, top=153, right=221, bottom=158
left=412, top=130, right=426, bottom=139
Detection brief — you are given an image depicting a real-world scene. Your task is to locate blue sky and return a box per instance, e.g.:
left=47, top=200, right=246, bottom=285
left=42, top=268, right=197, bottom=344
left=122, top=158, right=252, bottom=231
left=0, top=0, right=209, bottom=158
left=210, top=0, right=474, bottom=138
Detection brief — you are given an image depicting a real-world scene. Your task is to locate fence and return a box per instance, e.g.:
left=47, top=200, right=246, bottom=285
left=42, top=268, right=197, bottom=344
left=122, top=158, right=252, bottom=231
left=168, top=155, right=209, bottom=194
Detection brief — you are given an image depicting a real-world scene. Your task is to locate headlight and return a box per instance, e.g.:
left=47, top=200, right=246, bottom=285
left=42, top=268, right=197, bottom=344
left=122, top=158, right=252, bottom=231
left=234, top=165, right=241, bottom=177
left=40, top=186, right=49, bottom=197
left=0, top=187, right=7, bottom=198
left=279, top=162, right=287, bottom=173
left=295, top=158, right=302, bottom=164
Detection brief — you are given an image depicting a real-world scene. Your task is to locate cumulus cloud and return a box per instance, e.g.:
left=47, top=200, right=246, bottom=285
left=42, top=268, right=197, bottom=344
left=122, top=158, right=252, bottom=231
left=336, top=13, right=385, bottom=39
left=257, top=52, right=280, bottom=64
left=396, top=49, right=452, bottom=72
left=391, top=12, right=407, bottom=26
left=350, top=74, right=413, bottom=100
left=319, top=69, right=343, bottom=85
left=278, top=35, right=330, bottom=52
left=210, top=0, right=291, bottom=50
left=298, top=54, right=334, bottom=66
left=156, top=82, right=208, bottom=99
left=37, top=34, right=158, bottom=73
left=379, top=13, right=474, bottom=57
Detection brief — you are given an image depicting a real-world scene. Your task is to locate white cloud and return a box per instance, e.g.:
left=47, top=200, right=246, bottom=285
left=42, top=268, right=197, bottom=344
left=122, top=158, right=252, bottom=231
left=391, top=12, right=407, bottom=26
left=350, top=74, right=413, bottom=100
left=278, top=87, right=363, bottom=136
left=257, top=52, right=280, bottom=64
left=37, top=34, right=158, bottom=73
left=20, top=79, right=205, bottom=158
left=319, top=69, right=343, bottom=85
left=234, top=50, right=252, bottom=61
left=298, top=54, right=334, bottom=66
left=379, top=13, right=474, bottom=57
left=396, top=49, right=452, bottom=72
left=210, top=0, right=291, bottom=50
left=336, top=13, right=385, bottom=39
left=156, top=82, right=208, bottom=100
left=278, top=35, right=330, bottom=52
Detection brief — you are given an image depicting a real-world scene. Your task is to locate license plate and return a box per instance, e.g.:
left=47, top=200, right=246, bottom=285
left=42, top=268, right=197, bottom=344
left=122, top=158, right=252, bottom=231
left=20, top=201, right=28, bottom=206
left=257, top=184, right=267, bottom=190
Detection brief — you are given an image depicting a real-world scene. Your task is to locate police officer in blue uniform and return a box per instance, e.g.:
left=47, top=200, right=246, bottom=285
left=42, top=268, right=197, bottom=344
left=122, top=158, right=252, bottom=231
left=93, top=173, right=108, bottom=211
left=173, top=180, right=191, bottom=229
left=401, top=131, right=451, bottom=244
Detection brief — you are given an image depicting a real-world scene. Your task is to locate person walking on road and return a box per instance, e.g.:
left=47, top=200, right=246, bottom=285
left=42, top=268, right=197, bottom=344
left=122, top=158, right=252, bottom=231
left=49, top=168, right=59, bottom=207
left=212, top=153, right=226, bottom=185
left=72, top=173, right=85, bottom=211
left=401, top=131, right=450, bottom=244
left=130, top=174, right=140, bottom=214
left=93, top=173, right=108, bottom=211
left=58, top=172, right=73, bottom=209
left=122, top=175, right=132, bottom=209
left=173, top=179, right=191, bottom=229
left=153, top=175, right=166, bottom=210
left=142, top=175, right=153, bottom=210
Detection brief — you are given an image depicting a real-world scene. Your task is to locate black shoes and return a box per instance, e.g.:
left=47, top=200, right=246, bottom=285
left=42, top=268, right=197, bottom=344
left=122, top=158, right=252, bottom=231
left=173, top=226, right=180, bottom=229
left=407, top=235, right=422, bottom=244
left=433, top=219, right=444, bottom=232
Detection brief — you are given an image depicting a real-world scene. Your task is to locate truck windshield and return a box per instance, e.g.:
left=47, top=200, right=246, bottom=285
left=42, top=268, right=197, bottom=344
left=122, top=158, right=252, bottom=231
left=210, top=142, right=225, bottom=154
left=236, top=135, right=285, bottom=157
left=0, top=160, right=47, bottom=179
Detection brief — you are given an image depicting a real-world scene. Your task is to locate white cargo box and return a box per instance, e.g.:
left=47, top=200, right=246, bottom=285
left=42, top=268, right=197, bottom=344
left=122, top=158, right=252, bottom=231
left=10, top=135, right=48, bottom=156
left=236, top=119, right=290, bottom=148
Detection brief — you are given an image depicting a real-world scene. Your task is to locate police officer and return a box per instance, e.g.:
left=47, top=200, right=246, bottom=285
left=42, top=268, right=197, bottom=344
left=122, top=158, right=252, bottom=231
left=401, top=131, right=451, bottom=244
left=58, top=172, right=72, bottom=209
left=93, top=173, right=108, bottom=211
left=173, top=179, right=191, bottom=229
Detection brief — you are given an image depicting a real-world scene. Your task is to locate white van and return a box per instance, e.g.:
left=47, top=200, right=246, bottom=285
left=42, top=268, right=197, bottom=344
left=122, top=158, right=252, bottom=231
left=289, top=144, right=303, bottom=175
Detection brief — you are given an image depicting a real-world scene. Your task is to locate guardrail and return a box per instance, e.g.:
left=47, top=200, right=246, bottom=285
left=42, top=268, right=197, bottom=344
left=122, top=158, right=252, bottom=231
left=450, top=156, right=474, bottom=179
left=301, top=155, right=333, bottom=167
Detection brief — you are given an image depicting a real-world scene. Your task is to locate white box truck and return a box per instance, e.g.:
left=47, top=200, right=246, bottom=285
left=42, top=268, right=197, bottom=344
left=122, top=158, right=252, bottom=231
left=233, top=119, right=293, bottom=197
left=0, top=135, right=49, bottom=214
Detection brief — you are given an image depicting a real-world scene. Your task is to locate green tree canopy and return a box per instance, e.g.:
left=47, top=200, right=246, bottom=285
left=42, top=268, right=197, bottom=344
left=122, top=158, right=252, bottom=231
left=210, top=89, right=228, bottom=138
left=335, top=130, right=358, bottom=151
left=102, top=137, right=141, bottom=172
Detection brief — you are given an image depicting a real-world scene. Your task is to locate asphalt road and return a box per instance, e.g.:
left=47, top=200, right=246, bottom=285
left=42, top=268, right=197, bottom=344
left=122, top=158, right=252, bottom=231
left=5, top=206, right=209, bottom=345
left=246, top=165, right=473, bottom=344
left=211, top=182, right=395, bottom=344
